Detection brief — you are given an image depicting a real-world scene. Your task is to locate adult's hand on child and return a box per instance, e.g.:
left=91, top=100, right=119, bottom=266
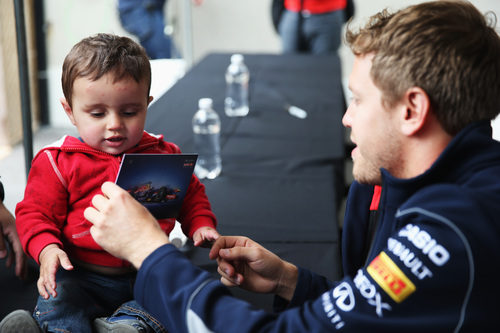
left=193, top=226, right=220, bottom=247
left=209, top=236, right=298, bottom=301
left=84, top=182, right=169, bottom=269
left=0, top=202, right=27, bottom=279
left=38, top=244, right=73, bottom=299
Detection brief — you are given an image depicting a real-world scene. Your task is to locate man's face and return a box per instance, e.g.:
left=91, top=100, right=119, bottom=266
left=342, top=54, right=403, bottom=185
left=63, top=73, right=152, bottom=155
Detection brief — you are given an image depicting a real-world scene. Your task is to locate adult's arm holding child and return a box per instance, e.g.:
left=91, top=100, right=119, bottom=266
left=0, top=200, right=26, bottom=279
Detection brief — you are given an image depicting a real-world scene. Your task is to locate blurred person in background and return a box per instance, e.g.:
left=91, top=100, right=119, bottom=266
left=118, top=0, right=204, bottom=59
left=275, top=0, right=354, bottom=54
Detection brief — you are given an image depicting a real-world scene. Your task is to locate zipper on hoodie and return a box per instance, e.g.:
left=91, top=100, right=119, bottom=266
left=363, top=185, right=382, bottom=266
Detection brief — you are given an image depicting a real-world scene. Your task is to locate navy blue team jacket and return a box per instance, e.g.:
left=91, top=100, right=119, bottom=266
left=134, top=121, right=500, bottom=332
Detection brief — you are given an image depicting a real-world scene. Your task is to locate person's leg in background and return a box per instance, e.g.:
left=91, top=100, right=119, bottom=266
left=278, top=10, right=303, bottom=54
left=138, top=5, right=173, bottom=59
left=302, top=9, right=344, bottom=55
left=118, top=0, right=173, bottom=59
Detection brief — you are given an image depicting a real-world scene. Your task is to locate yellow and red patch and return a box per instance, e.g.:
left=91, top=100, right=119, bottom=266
left=367, top=252, right=416, bottom=303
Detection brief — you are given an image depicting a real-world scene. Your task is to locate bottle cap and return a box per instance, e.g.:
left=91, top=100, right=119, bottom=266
left=199, top=98, right=213, bottom=109
left=231, top=54, right=244, bottom=64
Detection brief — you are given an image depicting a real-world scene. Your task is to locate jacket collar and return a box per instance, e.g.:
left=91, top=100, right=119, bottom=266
left=379, top=121, right=499, bottom=204
left=44, top=131, right=165, bottom=156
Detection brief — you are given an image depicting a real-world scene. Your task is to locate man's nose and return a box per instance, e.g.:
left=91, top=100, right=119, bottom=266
left=342, top=106, right=352, bottom=128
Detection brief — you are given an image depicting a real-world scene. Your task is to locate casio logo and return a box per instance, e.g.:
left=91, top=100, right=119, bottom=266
left=398, top=224, right=450, bottom=266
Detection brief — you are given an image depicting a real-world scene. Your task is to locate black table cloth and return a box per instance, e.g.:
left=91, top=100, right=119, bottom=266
left=145, top=53, right=346, bottom=310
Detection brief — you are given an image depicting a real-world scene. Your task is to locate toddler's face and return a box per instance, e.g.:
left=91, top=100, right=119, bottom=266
left=62, top=73, right=152, bottom=155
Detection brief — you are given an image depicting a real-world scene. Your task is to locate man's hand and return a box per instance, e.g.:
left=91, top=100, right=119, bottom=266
left=84, top=182, right=169, bottom=269
left=0, top=202, right=27, bottom=279
left=209, top=236, right=298, bottom=301
left=38, top=244, right=73, bottom=299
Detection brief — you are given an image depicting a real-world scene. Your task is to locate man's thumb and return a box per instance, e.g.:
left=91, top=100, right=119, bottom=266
left=220, top=247, right=250, bottom=261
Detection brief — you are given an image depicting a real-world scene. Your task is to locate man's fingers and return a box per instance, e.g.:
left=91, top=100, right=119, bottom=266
left=91, top=182, right=127, bottom=212
left=220, top=276, right=240, bottom=288
left=101, top=181, right=125, bottom=198
left=217, top=259, right=245, bottom=286
left=83, top=206, right=99, bottom=225
left=217, top=259, right=236, bottom=278
left=90, top=194, right=108, bottom=212
left=209, top=240, right=223, bottom=259
left=209, top=236, right=249, bottom=260
left=218, top=266, right=242, bottom=287
left=218, top=246, right=257, bottom=263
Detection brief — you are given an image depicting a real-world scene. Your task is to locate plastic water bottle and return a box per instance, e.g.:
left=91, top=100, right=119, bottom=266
left=224, top=54, right=249, bottom=117
left=192, top=98, right=221, bottom=179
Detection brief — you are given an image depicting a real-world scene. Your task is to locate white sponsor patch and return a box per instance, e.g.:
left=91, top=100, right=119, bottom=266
left=398, top=224, right=450, bottom=266
left=387, top=238, right=433, bottom=280
left=322, top=292, right=346, bottom=329
left=354, top=270, right=392, bottom=317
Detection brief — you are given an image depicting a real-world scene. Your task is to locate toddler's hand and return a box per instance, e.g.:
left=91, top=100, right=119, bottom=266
left=193, top=227, right=220, bottom=248
left=38, top=244, right=73, bottom=299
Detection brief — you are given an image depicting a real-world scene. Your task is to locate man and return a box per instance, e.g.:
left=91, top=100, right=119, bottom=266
left=84, top=1, right=500, bottom=331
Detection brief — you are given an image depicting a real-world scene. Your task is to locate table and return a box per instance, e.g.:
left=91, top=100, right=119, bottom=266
left=145, top=53, right=346, bottom=310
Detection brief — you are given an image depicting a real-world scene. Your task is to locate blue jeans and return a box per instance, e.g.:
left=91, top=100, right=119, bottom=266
left=118, top=0, right=174, bottom=59
left=278, top=9, right=344, bottom=55
left=33, top=267, right=165, bottom=332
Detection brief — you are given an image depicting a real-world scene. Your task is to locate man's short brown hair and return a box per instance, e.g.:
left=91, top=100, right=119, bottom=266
left=346, top=0, right=500, bottom=135
left=61, top=33, right=151, bottom=108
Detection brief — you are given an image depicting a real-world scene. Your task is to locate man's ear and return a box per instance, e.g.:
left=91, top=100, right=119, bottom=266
left=399, top=87, right=431, bottom=136
left=148, top=96, right=154, bottom=106
left=60, top=97, right=76, bottom=125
